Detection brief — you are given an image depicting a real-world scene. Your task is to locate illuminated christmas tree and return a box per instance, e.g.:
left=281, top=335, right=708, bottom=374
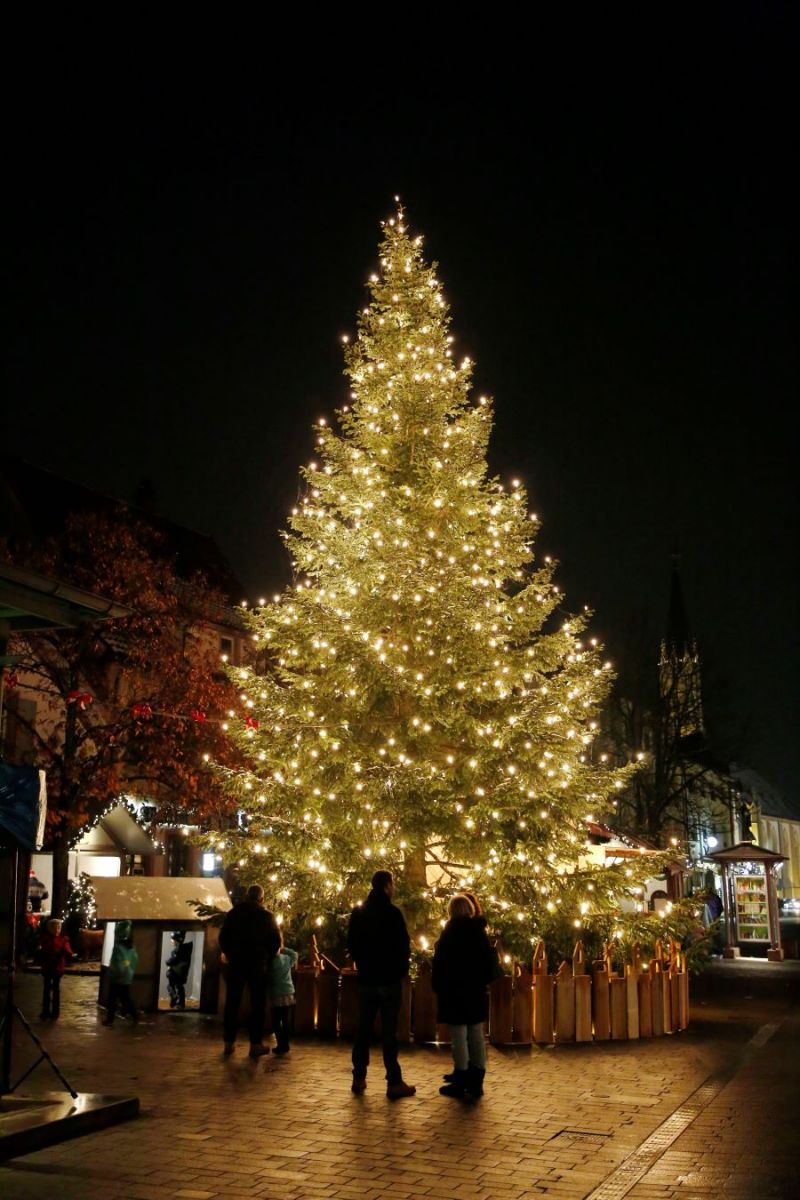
left=218, top=204, right=694, bottom=962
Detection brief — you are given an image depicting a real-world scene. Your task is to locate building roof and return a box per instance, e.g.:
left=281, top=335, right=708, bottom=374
left=586, top=821, right=657, bottom=850
left=729, top=765, right=800, bottom=823
left=0, top=453, right=243, bottom=601
left=91, top=874, right=232, bottom=922
left=707, top=841, right=787, bottom=864
left=77, top=804, right=158, bottom=857
left=0, top=561, right=130, bottom=636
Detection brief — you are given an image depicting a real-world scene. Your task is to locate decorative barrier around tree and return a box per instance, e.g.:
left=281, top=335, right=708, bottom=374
left=289, top=937, right=689, bottom=1046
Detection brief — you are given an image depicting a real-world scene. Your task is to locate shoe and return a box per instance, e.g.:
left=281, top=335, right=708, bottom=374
left=442, top=1070, right=456, bottom=1082
left=465, top=1065, right=486, bottom=1099
left=439, top=1069, right=469, bottom=1099
left=223, top=1043, right=235, bottom=1056
left=249, top=1043, right=269, bottom=1058
left=272, top=1045, right=290, bottom=1055
left=351, top=1077, right=367, bottom=1094
left=386, top=1081, right=416, bottom=1100
left=169, top=998, right=177, bottom=1009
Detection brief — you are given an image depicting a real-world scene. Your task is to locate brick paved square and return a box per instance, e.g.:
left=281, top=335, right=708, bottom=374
left=1, top=977, right=796, bottom=1200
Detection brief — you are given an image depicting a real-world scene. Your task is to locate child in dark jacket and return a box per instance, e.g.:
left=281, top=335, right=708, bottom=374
left=166, top=932, right=193, bottom=1009
left=432, top=894, right=498, bottom=1100
left=39, top=919, right=74, bottom=1019
left=269, top=937, right=298, bottom=1054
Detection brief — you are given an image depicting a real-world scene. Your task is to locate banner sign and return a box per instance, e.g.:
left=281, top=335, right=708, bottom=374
left=0, top=762, right=47, bottom=850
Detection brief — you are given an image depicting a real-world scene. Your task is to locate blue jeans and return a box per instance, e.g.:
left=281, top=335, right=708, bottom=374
left=450, top=1023, right=486, bottom=1071
left=352, top=981, right=402, bottom=1084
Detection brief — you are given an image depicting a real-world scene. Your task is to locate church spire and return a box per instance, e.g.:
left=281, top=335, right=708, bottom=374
left=659, top=555, right=704, bottom=740
left=666, top=553, right=691, bottom=656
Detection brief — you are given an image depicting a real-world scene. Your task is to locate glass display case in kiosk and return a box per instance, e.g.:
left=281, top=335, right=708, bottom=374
left=708, top=841, right=787, bottom=961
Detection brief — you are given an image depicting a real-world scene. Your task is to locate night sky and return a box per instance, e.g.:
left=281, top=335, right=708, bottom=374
left=4, top=19, right=796, bottom=795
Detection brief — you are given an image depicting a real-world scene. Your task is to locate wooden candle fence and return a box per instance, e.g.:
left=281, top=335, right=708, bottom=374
left=287, top=936, right=689, bottom=1046
left=488, top=939, right=689, bottom=1046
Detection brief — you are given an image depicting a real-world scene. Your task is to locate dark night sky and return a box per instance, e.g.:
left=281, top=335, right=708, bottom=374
left=3, top=17, right=796, bottom=794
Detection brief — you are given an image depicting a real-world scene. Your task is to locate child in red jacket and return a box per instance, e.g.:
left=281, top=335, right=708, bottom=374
left=39, top=918, right=74, bottom=1019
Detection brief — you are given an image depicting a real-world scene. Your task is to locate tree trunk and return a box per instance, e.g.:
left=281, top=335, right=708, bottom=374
left=400, top=844, right=429, bottom=937
left=51, top=835, right=70, bottom=919
left=403, top=844, right=427, bottom=889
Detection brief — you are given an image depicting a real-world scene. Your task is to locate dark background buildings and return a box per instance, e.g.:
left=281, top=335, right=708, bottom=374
left=3, top=15, right=796, bottom=793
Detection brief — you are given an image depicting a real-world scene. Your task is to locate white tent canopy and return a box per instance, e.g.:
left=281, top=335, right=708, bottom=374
left=91, top=875, right=231, bottom=922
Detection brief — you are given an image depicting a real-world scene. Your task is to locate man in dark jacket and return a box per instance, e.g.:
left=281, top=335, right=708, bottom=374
left=219, top=883, right=280, bottom=1058
left=347, top=870, right=415, bottom=1099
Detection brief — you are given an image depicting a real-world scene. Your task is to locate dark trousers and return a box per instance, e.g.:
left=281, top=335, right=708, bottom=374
left=271, top=1005, right=292, bottom=1050
left=41, top=973, right=61, bottom=1018
left=106, top=981, right=137, bottom=1022
left=167, top=971, right=186, bottom=1008
left=352, top=981, right=402, bottom=1084
left=223, top=965, right=266, bottom=1045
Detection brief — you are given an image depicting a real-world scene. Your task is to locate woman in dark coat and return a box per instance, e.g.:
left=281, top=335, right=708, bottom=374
left=432, top=894, right=497, bottom=1099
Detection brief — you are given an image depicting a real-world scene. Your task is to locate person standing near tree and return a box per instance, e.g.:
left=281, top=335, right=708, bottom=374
left=347, top=870, right=416, bottom=1099
left=268, top=933, right=298, bottom=1055
left=39, top=918, right=74, bottom=1020
left=219, top=883, right=280, bottom=1058
left=102, top=920, right=139, bottom=1026
left=432, top=894, right=497, bottom=1100
left=166, top=931, right=193, bottom=1009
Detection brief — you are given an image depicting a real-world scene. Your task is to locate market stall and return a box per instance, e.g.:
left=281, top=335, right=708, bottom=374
left=91, top=875, right=231, bottom=1013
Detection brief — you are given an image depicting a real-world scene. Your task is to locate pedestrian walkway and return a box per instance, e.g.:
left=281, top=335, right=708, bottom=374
left=1, top=975, right=796, bottom=1199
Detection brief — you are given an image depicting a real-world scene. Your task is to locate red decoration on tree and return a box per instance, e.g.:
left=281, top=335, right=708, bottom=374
left=245, top=715, right=260, bottom=730
left=191, top=708, right=207, bottom=724
left=67, top=690, right=94, bottom=710
left=3, top=670, right=18, bottom=691
left=132, top=702, right=153, bottom=721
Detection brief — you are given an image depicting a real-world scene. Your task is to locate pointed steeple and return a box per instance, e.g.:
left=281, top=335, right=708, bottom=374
left=659, top=555, right=704, bottom=740
left=666, top=554, right=691, bottom=656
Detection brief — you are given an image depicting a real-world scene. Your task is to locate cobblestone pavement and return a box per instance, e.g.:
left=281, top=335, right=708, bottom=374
left=2, top=975, right=796, bottom=1200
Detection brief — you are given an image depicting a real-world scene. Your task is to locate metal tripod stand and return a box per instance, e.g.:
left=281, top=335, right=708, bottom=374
left=1, top=843, right=78, bottom=1099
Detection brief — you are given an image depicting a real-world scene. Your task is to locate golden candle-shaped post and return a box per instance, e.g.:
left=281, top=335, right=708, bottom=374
left=575, top=973, right=592, bottom=1041
left=489, top=969, right=514, bottom=1045
left=592, top=958, right=611, bottom=1040
left=625, top=962, right=640, bottom=1039
left=604, top=941, right=616, bottom=977
left=412, top=958, right=437, bottom=1044
left=512, top=961, right=533, bottom=1045
left=678, top=959, right=690, bottom=1031
left=638, top=965, right=653, bottom=1038
left=610, top=975, right=628, bottom=1039
left=554, top=960, right=575, bottom=1042
left=533, top=951, right=554, bottom=1045
left=651, top=961, right=665, bottom=1036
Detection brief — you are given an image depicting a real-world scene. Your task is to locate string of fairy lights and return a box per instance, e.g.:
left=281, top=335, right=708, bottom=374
left=212, top=201, right=690, bottom=954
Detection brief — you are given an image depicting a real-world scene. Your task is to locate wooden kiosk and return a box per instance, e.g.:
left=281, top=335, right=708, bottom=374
left=92, top=876, right=232, bottom=1013
left=708, top=841, right=787, bottom=961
